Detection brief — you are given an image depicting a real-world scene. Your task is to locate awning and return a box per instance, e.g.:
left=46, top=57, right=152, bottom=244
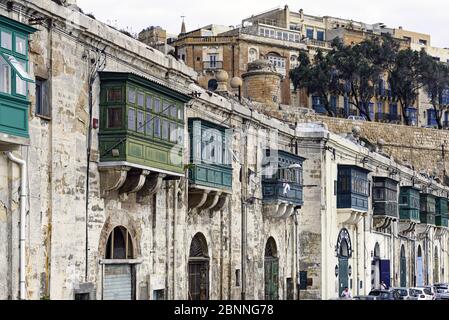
left=0, top=52, right=34, bottom=82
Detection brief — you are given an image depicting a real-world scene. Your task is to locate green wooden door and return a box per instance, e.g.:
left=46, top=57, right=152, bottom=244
left=400, top=248, right=407, bottom=287
left=338, top=258, right=349, bottom=296
left=264, top=258, right=279, bottom=300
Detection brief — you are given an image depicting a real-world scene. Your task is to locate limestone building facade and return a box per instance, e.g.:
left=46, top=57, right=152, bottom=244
left=0, top=0, right=448, bottom=301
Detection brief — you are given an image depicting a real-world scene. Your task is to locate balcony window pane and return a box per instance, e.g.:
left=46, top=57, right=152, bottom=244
left=128, top=108, right=136, bottom=131
left=146, top=96, right=152, bottom=112
left=15, top=60, right=27, bottom=95
left=16, top=74, right=26, bottom=95
left=145, top=114, right=153, bottom=136
left=137, top=92, right=144, bottom=107
left=177, top=107, right=184, bottom=120
left=154, top=98, right=161, bottom=113
left=163, top=102, right=170, bottom=116
left=162, top=119, right=169, bottom=140
left=1, top=31, right=12, bottom=50
left=137, top=110, right=144, bottom=133
left=107, top=88, right=122, bottom=102
left=128, top=88, right=136, bottom=104
left=177, top=125, right=184, bottom=144
left=169, top=121, right=177, bottom=143
left=107, top=107, right=122, bottom=128
left=0, top=55, right=11, bottom=93
left=170, top=105, right=177, bottom=118
left=15, top=36, right=26, bottom=55
left=154, top=117, right=161, bottom=137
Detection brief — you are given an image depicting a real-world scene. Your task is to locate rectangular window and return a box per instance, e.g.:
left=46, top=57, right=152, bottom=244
left=294, top=34, right=300, bottom=42
left=128, top=88, right=136, bottom=104
left=154, top=98, right=161, bottom=113
left=107, top=107, right=122, bottom=128
left=317, top=30, right=325, bottom=41
left=162, top=119, right=169, bottom=140
left=277, top=31, right=282, bottom=40
left=137, top=92, right=144, bottom=107
left=259, top=28, right=264, bottom=36
left=128, top=108, right=136, bottom=131
left=137, top=110, right=144, bottom=133
left=0, top=55, right=11, bottom=93
left=145, top=114, right=153, bottom=136
left=1, top=31, right=12, bottom=50
left=146, top=96, right=152, bottom=112
left=306, top=28, right=314, bottom=39
left=36, top=78, right=50, bottom=118
left=107, top=88, right=122, bottom=102
left=15, top=36, right=26, bottom=55
left=154, top=117, right=161, bottom=137
left=283, top=32, right=288, bottom=40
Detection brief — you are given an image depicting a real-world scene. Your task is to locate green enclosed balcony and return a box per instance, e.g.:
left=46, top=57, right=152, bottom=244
left=187, top=118, right=233, bottom=213
left=188, top=118, right=232, bottom=191
left=98, top=72, right=191, bottom=177
left=435, top=197, right=449, bottom=228
left=97, top=72, right=191, bottom=200
left=0, top=15, right=37, bottom=149
left=399, top=186, right=420, bottom=223
left=337, top=165, right=370, bottom=212
left=419, top=193, right=436, bottom=226
left=372, top=177, right=398, bottom=218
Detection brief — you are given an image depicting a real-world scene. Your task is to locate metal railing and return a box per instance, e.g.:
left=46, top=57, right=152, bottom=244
left=302, top=38, right=332, bottom=49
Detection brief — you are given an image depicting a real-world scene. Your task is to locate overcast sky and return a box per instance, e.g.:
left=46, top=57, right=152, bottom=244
left=76, top=0, right=449, bottom=48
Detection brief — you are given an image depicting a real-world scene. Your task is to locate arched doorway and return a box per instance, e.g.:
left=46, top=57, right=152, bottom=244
left=400, top=245, right=407, bottom=287
left=103, top=226, right=135, bottom=300
left=371, top=243, right=380, bottom=289
left=336, top=229, right=352, bottom=296
left=188, top=233, right=209, bottom=300
left=417, top=245, right=424, bottom=286
left=434, top=246, right=439, bottom=284
left=264, top=237, right=279, bottom=300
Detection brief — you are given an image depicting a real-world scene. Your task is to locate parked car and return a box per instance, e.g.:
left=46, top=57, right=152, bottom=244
left=433, top=283, right=449, bottom=293
left=435, top=288, right=449, bottom=300
left=392, top=287, right=418, bottom=300
left=353, top=295, right=376, bottom=300
left=347, top=115, right=366, bottom=121
left=368, top=289, right=401, bottom=300
left=410, top=287, right=434, bottom=300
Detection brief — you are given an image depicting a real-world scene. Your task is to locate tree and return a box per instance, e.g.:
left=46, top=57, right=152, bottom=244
left=421, top=54, right=449, bottom=129
left=389, top=49, right=424, bottom=125
left=331, top=36, right=398, bottom=121
left=290, top=50, right=339, bottom=117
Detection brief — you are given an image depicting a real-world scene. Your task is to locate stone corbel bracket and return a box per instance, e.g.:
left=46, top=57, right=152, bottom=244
left=435, top=227, right=448, bottom=240
left=99, top=166, right=131, bottom=198
left=337, top=209, right=367, bottom=226
left=373, top=216, right=396, bottom=230
left=263, top=202, right=296, bottom=219
left=136, top=172, right=166, bottom=204
left=119, top=169, right=150, bottom=196
left=416, top=224, right=432, bottom=240
left=398, top=221, right=417, bottom=234
left=188, top=187, right=231, bottom=214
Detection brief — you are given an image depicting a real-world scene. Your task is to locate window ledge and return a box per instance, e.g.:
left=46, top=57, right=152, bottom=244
left=99, top=258, right=143, bottom=265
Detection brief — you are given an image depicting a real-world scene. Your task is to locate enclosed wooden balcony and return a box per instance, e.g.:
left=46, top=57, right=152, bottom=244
left=262, top=149, right=304, bottom=219
left=187, top=118, right=232, bottom=213
left=419, top=193, right=436, bottom=226
left=435, top=197, right=449, bottom=229
left=98, top=72, right=191, bottom=198
left=336, top=165, right=370, bottom=225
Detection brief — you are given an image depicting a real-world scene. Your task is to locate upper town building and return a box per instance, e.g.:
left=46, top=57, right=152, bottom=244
left=0, top=0, right=448, bottom=301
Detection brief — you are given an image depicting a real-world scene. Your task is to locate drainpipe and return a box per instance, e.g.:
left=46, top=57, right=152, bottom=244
left=5, top=151, right=27, bottom=300
left=241, top=122, right=248, bottom=300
